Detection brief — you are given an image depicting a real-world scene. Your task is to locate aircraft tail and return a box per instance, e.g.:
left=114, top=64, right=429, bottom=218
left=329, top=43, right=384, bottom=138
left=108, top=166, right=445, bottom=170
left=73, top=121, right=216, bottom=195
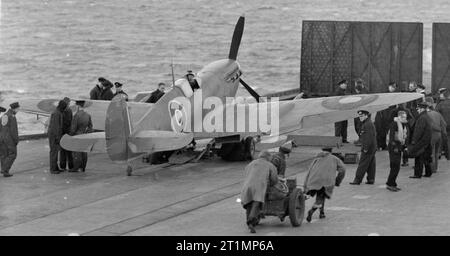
left=105, top=95, right=141, bottom=163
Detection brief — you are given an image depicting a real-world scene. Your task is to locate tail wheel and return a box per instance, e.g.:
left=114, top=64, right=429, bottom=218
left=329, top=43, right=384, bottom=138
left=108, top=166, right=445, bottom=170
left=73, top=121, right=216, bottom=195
left=289, top=188, right=305, bottom=227
left=244, top=137, right=256, bottom=160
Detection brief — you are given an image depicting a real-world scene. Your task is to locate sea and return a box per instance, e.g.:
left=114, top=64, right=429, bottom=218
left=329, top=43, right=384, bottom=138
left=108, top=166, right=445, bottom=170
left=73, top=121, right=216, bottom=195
left=2, top=0, right=450, bottom=134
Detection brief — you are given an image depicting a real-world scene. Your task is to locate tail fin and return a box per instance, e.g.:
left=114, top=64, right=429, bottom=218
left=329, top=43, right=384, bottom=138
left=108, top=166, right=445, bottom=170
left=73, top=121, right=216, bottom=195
left=105, top=95, right=141, bottom=162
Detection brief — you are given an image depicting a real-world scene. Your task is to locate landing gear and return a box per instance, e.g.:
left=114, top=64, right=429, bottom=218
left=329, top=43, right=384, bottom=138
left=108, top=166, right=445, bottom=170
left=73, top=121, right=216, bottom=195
left=244, top=136, right=256, bottom=160
left=219, top=136, right=256, bottom=161
left=126, top=165, right=133, bottom=176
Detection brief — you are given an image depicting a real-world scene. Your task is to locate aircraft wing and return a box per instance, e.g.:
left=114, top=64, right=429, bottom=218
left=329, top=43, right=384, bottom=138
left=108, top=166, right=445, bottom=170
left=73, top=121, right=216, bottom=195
left=60, top=132, right=107, bottom=153
left=194, top=92, right=423, bottom=139
left=20, top=99, right=153, bottom=130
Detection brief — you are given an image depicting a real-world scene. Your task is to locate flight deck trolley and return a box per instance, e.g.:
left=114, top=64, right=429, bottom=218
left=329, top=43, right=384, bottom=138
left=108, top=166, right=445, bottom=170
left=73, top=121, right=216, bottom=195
left=258, top=178, right=306, bottom=227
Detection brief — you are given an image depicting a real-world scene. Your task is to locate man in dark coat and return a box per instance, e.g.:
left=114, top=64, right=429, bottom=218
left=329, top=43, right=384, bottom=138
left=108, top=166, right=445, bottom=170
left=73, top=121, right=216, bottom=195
left=426, top=104, right=447, bottom=173
left=352, top=79, right=369, bottom=144
left=240, top=151, right=279, bottom=233
left=0, top=102, right=20, bottom=177
left=146, top=82, right=166, bottom=103
left=408, top=102, right=433, bottom=178
left=304, top=147, right=345, bottom=222
left=100, top=78, right=114, bottom=101
left=90, top=79, right=104, bottom=100
left=113, top=82, right=128, bottom=101
left=374, top=83, right=398, bottom=150
left=68, top=101, right=93, bottom=173
left=386, top=111, right=410, bottom=191
left=59, top=97, right=73, bottom=171
left=334, top=80, right=350, bottom=143
left=436, top=90, right=450, bottom=160
left=47, top=100, right=67, bottom=174
left=350, top=109, right=377, bottom=185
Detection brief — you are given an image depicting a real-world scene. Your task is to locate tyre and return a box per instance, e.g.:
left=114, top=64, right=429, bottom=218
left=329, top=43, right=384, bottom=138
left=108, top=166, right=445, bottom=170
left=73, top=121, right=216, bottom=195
left=244, top=137, right=256, bottom=160
left=289, top=188, right=305, bottom=227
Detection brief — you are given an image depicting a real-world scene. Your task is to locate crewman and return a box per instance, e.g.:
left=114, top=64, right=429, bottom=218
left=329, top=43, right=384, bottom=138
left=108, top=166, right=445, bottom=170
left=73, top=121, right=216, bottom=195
left=304, top=147, right=345, bottom=222
left=60, top=97, right=73, bottom=171
left=389, top=103, right=415, bottom=166
left=334, top=80, right=350, bottom=143
left=146, top=82, right=166, bottom=103
left=386, top=111, right=409, bottom=192
left=47, top=100, right=67, bottom=174
left=68, top=100, right=93, bottom=173
left=353, top=79, right=369, bottom=145
left=426, top=102, right=447, bottom=173
left=408, top=102, right=432, bottom=178
left=436, top=89, right=450, bottom=160
left=240, top=151, right=279, bottom=233
left=100, top=78, right=114, bottom=101
left=0, top=102, right=20, bottom=178
left=271, top=141, right=293, bottom=177
left=0, top=106, right=5, bottom=172
left=350, top=109, right=377, bottom=185
left=113, top=82, right=128, bottom=101
left=185, top=70, right=200, bottom=90
left=375, top=82, right=398, bottom=150
left=90, top=78, right=104, bottom=100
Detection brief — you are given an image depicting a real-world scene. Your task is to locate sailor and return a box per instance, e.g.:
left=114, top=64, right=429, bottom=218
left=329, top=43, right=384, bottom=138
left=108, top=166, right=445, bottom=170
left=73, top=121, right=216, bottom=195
left=0, top=102, right=20, bottom=178
left=389, top=103, right=415, bottom=166
left=185, top=70, right=200, bottom=90
left=271, top=141, right=293, bottom=177
left=375, top=82, right=398, bottom=150
left=90, top=77, right=105, bottom=100
left=304, top=147, right=345, bottom=222
left=68, top=100, right=93, bottom=173
left=350, top=109, right=377, bottom=185
left=408, top=102, right=433, bottom=178
left=100, top=78, right=114, bottom=101
left=436, top=89, right=450, bottom=160
left=113, top=82, right=128, bottom=101
left=47, top=100, right=67, bottom=174
left=60, top=97, right=73, bottom=171
left=240, top=151, right=279, bottom=233
left=146, top=82, right=166, bottom=103
left=386, top=111, right=409, bottom=191
left=426, top=102, right=447, bottom=173
left=334, top=80, right=350, bottom=143
left=0, top=106, right=6, bottom=173
left=353, top=79, right=369, bottom=145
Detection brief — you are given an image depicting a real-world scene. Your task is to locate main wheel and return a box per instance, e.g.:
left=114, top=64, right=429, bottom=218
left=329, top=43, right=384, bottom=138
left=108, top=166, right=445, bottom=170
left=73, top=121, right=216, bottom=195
left=244, top=137, right=256, bottom=160
left=126, top=166, right=132, bottom=176
left=288, top=188, right=305, bottom=227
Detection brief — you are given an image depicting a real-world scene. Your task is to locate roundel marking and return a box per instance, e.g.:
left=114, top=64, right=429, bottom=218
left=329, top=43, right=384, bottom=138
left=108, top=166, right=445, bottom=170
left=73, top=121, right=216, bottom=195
left=168, top=100, right=188, bottom=133
left=322, top=94, right=379, bottom=110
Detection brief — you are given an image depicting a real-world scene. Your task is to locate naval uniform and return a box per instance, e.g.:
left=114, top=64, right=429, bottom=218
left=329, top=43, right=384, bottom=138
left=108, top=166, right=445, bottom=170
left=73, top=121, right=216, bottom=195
left=70, top=109, right=93, bottom=172
left=408, top=111, right=432, bottom=177
left=0, top=109, right=19, bottom=175
left=353, top=117, right=377, bottom=184
left=47, top=107, right=64, bottom=173
left=59, top=107, right=73, bottom=170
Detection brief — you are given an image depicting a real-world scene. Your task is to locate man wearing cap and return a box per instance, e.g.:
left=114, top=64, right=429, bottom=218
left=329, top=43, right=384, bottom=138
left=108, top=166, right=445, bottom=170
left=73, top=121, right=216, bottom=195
left=304, top=147, right=346, bottom=222
left=350, top=109, right=377, bottom=185
left=90, top=78, right=105, bottom=100
left=113, top=82, right=128, bottom=101
left=146, top=82, right=166, bottom=103
left=68, top=100, right=93, bottom=173
left=271, top=141, right=293, bottom=177
left=353, top=79, right=369, bottom=144
left=100, top=78, right=114, bottom=101
left=436, top=89, right=450, bottom=160
left=408, top=102, right=433, bottom=178
left=334, top=80, right=350, bottom=143
left=185, top=70, right=200, bottom=90
left=47, top=100, right=67, bottom=174
left=240, top=151, right=279, bottom=233
left=60, top=97, right=73, bottom=171
left=426, top=102, right=447, bottom=173
left=0, top=102, right=20, bottom=177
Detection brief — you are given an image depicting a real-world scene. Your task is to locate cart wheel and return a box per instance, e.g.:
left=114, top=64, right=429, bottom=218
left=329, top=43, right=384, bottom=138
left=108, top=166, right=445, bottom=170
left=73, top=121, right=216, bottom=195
left=126, top=166, right=132, bottom=176
left=289, top=188, right=305, bottom=227
left=244, top=137, right=256, bottom=160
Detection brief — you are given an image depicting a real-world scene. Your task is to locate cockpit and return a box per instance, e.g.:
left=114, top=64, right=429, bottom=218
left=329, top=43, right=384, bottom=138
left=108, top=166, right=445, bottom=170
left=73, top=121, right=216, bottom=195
left=174, top=76, right=201, bottom=98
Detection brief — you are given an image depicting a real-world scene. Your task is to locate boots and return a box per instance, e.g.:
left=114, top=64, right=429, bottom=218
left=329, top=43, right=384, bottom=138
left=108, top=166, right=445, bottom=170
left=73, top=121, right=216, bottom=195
left=306, top=207, right=317, bottom=222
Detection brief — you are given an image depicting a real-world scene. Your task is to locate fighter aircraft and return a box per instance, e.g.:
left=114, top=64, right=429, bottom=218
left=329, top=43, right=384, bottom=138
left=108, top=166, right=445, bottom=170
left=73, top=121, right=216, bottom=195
left=57, top=15, right=423, bottom=175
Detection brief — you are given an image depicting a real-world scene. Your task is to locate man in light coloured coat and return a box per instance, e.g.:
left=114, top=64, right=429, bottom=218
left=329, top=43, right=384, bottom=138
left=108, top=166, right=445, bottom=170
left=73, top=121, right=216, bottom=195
left=304, top=147, right=346, bottom=222
left=240, top=151, right=278, bottom=233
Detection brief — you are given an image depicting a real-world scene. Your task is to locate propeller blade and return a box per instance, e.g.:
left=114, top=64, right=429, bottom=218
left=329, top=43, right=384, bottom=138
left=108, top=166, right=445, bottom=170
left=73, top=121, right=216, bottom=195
left=228, top=15, right=245, bottom=60
left=240, top=78, right=260, bottom=102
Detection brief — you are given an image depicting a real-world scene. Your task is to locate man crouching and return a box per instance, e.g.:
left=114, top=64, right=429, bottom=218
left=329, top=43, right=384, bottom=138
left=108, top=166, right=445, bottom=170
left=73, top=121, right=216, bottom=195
left=304, top=147, right=346, bottom=222
left=240, top=151, right=279, bottom=233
